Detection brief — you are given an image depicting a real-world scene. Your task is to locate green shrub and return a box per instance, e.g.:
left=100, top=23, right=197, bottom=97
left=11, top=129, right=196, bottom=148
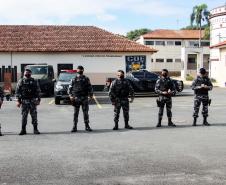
left=210, top=78, right=216, bottom=83
left=186, top=74, right=194, bottom=81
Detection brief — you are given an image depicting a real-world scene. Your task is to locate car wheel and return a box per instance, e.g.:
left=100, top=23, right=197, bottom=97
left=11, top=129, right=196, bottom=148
left=103, top=85, right=109, bottom=92
left=55, top=97, right=60, bottom=105
left=177, top=81, right=184, bottom=92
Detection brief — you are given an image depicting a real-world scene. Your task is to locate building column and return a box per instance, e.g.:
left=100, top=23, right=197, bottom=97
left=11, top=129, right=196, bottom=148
left=197, top=49, right=204, bottom=72
left=181, top=47, right=187, bottom=80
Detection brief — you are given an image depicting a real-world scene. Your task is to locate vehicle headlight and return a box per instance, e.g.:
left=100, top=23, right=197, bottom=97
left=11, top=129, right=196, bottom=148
left=55, top=84, right=63, bottom=91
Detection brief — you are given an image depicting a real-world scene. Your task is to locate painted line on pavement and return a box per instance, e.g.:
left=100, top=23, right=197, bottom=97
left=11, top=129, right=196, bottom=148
left=93, top=95, right=102, bottom=109
left=48, top=99, right=54, bottom=105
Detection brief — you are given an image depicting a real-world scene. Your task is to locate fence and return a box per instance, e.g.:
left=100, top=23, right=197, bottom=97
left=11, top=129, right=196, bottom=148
left=0, top=66, right=17, bottom=83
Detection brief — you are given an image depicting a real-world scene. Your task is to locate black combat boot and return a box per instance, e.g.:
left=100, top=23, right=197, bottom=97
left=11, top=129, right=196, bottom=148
left=85, top=123, right=93, bottom=132
left=71, top=123, right=77, bottom=133
left=113, top=122, right=118, bottom=130
left=168, top=117, right=176, bottom=127
left=156, top=117, right=162, bottom=127
left=125, top=122, right=133, bottom=129
left=19, top=126, right=27, bottom=135
left=203, top=117, right=210, bottom=126
left=33, top=125, right=40, bottom=135
left=192, top=117, right=197, bottom=126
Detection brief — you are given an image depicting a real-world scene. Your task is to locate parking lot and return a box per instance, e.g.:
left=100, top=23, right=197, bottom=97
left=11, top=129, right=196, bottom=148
left=1, top=87, right=226, bottom=185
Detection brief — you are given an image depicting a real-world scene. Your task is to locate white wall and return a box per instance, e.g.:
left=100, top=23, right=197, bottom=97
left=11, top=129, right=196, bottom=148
left=0, top=52, right=153, bottom=85
left=210, top=48, right=226, bottom=87
left=0, top=53, right=12, bottom=67
left=210, top=6, right=226, bottom=46
left=210, top=6, right=226, bottom=86
left=136, top=37, right=144, bottom=44
left=150, top=44, right=182, bottom=71
left=138, top=38, right=210, bottom=73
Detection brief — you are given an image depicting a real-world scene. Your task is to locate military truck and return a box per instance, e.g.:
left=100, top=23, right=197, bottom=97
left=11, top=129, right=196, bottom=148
left=25, top=65, right=55, bottom=96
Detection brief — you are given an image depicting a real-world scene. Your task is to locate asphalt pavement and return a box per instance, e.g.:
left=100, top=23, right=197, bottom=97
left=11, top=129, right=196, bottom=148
left=1, top=88, right=226, bottom=185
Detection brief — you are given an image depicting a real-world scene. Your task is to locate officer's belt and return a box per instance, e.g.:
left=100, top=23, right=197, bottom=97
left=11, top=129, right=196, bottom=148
left=21, top=98, right=37, bottom=101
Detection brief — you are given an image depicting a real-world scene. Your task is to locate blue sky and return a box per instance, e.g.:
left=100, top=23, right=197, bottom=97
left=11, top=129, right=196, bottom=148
left=0, top=0, right=224, bottom=35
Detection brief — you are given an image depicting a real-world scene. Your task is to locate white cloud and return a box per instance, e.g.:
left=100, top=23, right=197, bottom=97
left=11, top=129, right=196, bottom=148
left=0, top=0, right=187, bottom=25
left=0, top=0, right=111, bottom=24
left=96, top=14, right=117, bottom=21
left=127, top=1, right=186, bottom=17
left=98, top=25, right=129, bottom=35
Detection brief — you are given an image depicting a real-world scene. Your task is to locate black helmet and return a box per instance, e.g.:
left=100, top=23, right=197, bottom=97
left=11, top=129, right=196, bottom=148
left=117, top=70, right=125, bottom=75
left=25, top=68, right=32, bottom=73
left=77, top=65, right=84, bottom=70
left=199, top=68, right=206, bottom=75
left=162, top=69, right=169, bottom=73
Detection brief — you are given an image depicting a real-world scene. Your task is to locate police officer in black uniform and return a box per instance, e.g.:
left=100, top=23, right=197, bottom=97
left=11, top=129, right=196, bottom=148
left=109, top=70, right=134, bottom=130
left=155, top=69, right=176, bottom=127
left=16, top=69, right=41, bottom=135
left=192, top=68, right=213, bottom=126
left=0, top=86, right=4, bottom=136
left=68, top=66, right=93, bottom=132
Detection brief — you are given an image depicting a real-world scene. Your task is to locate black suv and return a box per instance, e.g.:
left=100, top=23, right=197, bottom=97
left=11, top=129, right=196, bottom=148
left=54, top=70, right=77, bottom=104
left=105, top=70, right=183, bottom=93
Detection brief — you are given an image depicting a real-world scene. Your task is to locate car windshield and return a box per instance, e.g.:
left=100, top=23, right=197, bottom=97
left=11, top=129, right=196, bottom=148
left=58, top=73, right=77, bottom=82
left=145, top=72, right=159, bottom=79
left=132, top=72, right=145, bottom=79
left=28, top=66, right=48, bottom=75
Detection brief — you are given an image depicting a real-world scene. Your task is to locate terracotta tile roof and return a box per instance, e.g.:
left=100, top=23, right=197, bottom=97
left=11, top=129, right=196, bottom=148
left=142, top=29, right=205, bottom=40
left=210, top=41, right=226, bottom=48
left=0, top=25, right=156, bottom=52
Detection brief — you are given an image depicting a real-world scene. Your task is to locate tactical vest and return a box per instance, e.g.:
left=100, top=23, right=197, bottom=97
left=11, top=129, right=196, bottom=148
left=194, top=77, right=210, bottom=95
left=20, top=78, right=37, bottom=99
left=72, top=76, right=89, bottom=97
left=159, top=78, right=172, bottom=92
left=114, top=79, right=130, bottom=98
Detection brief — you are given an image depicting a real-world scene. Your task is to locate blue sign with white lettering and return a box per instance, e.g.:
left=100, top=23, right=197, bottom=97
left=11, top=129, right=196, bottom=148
left=125, top=56, right=146, bottom=72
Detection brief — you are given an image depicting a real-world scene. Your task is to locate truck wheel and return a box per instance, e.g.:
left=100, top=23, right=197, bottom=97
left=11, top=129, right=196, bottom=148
left=47, top=87, right=54, bottom=97
left=55, top=97, right=60, bottom=105
left=6, top=95, right=10, bottom=101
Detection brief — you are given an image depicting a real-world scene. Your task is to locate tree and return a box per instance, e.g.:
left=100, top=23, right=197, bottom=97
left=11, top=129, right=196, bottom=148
left=190, top=4, right=210, bottom=47
left=181, top=24, right=210, bottom=39
left=181, top=25, right=199, bottom=30
left=204, top=26, right=210, bottom=40
left=126, top=28, right=151, bottom=40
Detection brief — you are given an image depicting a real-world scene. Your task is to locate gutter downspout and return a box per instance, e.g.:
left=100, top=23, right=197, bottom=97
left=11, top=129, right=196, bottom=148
left=10, top=51, right=12, bottom=68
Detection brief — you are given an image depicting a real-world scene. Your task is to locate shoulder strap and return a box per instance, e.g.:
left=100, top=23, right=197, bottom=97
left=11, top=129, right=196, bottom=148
left=84, top=76, right=89, bottom=82
left=21, top=78, right=25, bottom=85
left=124, top=79, right=130, bottom=85
left=73, top=75, right=78, bottom=81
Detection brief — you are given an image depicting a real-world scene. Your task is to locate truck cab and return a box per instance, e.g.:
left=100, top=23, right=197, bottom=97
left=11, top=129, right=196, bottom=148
left=25, top=65, right=55, bottom=96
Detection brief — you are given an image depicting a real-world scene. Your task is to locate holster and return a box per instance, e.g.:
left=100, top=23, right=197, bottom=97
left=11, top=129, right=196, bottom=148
left=208, top=99, right=211, bottom=106
left=71, top=99, right=77, bottom=106
left=156, top=98, right=161, bottom=107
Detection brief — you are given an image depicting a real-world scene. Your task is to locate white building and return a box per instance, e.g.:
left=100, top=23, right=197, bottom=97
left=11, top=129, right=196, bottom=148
left=209, top=5, right=226, bottom=87
left=136, top=29, right=210, bottom=78
left=0, top=25, right=156, bottom=88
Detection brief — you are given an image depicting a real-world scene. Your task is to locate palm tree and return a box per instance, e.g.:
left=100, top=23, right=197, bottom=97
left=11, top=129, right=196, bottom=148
left=190, top=4, right=209, bottom=47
